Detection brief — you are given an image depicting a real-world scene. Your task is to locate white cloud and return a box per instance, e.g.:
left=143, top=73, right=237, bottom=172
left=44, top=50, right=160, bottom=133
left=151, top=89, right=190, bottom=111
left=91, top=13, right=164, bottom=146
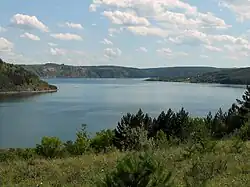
left=11, top=14, right=49, bottom=32
left=0, top=26, right=7, bottom=32
left=127, top=26, right=168, bottom=37
left=0, top=37, right=14, bottom=52
left=100, top=38, right=113, bottom=45
left=219, top=0, right=250, bottom=22
left=59, top=22, right=83, bottom=30
left=48, top=42, right=58, bottom=47
left=108, top=28, right=123, bottom=37
left=196, top=12, right=231, bottom=29
left=136, top=47, right=148, bottom=52
left=92, top=23, right=97, bottom=26
left=157, top=48, right=188, bottom=58
left=104, top=48, right=122, bottom=58
left=50, top=48, right=67, bottom=56
left=212, top=34, right=249, bottom=44
left=169, top=30, right=210, bottom=46
left=90, top=0, right=229, bottom=30
left=102, top=11, right=150, bottom=26
left=89, top=0, right=197, bottom=15
left=20, top=32, right=40, bottom=41
left=50, top=33, right=83, bottom=41
left=204, top=44, right=223, bottom=52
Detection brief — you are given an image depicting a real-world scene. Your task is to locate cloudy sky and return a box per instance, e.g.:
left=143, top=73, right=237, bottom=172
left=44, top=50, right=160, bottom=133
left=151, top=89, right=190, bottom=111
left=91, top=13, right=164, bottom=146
left=1, top=0, right=250, bottom=68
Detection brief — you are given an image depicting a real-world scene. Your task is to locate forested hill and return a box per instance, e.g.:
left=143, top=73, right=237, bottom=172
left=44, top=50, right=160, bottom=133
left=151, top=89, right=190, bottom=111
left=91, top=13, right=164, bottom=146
left=0, top=59, right=57, bottom=92
left=22, top=63, right=219, bottom=78
left=146, top=67, right=250, bottom=85
left=189, top=67, right=250, bottom=85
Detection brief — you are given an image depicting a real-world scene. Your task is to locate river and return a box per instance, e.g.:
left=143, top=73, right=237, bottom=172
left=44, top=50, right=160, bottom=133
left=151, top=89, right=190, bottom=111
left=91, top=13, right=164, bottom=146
left=0, top=78, right=246, bottom=148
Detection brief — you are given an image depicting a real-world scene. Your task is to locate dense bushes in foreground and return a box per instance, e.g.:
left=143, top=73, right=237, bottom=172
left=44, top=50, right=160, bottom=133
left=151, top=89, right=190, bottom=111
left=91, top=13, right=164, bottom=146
left=0, top=86, right=250, bottom=186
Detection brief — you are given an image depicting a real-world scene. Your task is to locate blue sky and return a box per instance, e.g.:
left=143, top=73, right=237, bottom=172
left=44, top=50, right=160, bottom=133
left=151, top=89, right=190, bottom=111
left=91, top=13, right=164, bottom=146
left=0, top=0, right=250, bottom=68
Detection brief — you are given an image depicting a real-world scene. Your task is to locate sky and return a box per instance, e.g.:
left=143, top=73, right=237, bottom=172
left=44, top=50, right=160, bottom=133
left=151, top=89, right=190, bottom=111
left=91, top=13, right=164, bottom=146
left=1, top=0, right=250, bottom=68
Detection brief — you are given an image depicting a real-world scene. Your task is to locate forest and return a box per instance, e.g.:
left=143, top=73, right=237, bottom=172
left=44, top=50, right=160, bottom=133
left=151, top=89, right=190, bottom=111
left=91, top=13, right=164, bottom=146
left=146, top=67, right=250, bottom=85
left=1, top=85, right=250, bottom=186
left=0, top=59, right=57, bottom=92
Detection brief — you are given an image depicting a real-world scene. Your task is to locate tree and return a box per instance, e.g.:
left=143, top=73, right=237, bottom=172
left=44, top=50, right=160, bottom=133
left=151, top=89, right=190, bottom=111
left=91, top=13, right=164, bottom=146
left=114, top=109, right=152, bottom=150
left=236, top=85, right=250, bottom=122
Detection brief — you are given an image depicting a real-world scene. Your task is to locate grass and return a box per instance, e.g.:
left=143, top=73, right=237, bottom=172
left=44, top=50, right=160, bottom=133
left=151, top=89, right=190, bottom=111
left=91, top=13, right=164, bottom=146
left=1, top=140, right=250, bottom=187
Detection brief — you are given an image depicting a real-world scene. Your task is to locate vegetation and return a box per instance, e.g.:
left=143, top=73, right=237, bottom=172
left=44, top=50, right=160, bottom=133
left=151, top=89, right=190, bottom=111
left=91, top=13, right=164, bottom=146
left=22, top=63, right=219, bottom=78
left=146, top=67, right=250, bottom=85
left=23, top=62, right=250, bottom=85
left=0, top=59, right=57, bottom=92
left=1, top=86, right=250, bottom=186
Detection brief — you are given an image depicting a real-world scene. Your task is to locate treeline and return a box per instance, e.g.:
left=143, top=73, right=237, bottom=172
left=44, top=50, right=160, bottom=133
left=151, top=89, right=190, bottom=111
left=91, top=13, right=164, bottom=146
left=22, top=63, right=219, bottom=78
left=148, top=67, right=250, bottom=85
left=0, top=59, right=57, bottom=92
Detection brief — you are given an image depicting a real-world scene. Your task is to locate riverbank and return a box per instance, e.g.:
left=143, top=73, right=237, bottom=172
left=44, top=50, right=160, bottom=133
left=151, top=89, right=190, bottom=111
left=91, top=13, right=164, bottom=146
left=0, top=89, right=58, bottom=95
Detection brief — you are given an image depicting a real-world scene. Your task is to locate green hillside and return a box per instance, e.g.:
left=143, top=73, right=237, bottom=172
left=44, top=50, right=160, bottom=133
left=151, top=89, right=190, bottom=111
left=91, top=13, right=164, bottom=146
left=22, top=63, right=219, bottom=78
left=190, top=67, right=250, bottom=85
left=146, top=67, right=250, bottom=85
left=0, top=59, right=57, bottom=92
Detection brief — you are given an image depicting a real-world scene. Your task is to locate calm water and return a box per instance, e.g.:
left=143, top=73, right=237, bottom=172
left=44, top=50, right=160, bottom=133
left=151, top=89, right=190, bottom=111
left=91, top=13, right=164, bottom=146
left=0, top=78, right=245, bottom=148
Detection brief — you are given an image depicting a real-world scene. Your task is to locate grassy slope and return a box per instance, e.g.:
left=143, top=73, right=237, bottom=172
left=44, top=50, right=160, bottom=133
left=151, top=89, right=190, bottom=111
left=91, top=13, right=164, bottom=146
left=0, top=59, right=57, bottom=92
left=1, top=141, right=250, bottom=186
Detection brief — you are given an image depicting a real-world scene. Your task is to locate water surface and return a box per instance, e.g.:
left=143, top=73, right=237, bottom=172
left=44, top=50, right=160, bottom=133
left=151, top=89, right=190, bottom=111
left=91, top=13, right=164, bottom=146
left=0, top=79, right=245, bottom=148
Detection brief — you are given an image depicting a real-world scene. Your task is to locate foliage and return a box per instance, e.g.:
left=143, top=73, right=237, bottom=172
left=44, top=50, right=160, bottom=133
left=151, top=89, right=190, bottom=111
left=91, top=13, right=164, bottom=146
left=0, top=58, right=57, bottom=92
left=97, top=151, right=173, bottom=187
left=35, top=136, right=63, bottom=158
left=64, top=124, right=91, bottom=155
left=23, top=63, right=219, bottom=78
left=90, top=129, right=115, bottom=153
left=184, top=157, right=227, bottom=187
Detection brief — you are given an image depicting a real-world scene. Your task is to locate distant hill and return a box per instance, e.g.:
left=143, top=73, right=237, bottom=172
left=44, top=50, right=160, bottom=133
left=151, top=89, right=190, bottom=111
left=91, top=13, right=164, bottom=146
left=21, top=63, right=220, bottom=79
left=190, top=67, right=250, bottom=85
left=0, top=59, right=57, bottom=92
left=146, top=67, right=250, bottom=85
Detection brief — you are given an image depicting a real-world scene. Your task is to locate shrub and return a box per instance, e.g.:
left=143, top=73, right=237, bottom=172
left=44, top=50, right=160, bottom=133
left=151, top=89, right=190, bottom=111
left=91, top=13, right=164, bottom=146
left=64, top=124, right=91, bottom=155
left=234, top=122, right=250, bottom=141
left=118, top=127, right=154, bottom=151
left=90, top=129, right=115, bottom=153
left=184, top=157, right=227, bottom=187
left=97, top=151, right=173, bottom=187
left=230, top=137, right=246, bottom=154
left=154, top=130, right=170, bottom=149
left=15, top=148, right=36, bottom=160
left=35, top=136, right=63, bottom=158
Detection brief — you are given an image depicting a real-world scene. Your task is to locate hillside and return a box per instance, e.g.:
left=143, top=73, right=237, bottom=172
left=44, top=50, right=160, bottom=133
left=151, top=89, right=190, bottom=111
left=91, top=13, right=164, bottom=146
left=0, top=59, right=57, bottom=92
left=22, top=63, right=220, bottom=78
left=146, top=67, right=250, bottom=85
left=190, top=67, right=250, bottom=85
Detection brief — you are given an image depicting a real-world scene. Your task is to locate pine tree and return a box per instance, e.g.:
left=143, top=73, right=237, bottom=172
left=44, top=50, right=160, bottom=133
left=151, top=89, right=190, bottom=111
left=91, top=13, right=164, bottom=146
left=236, top=85, right=250, bottom=121
left=114, top=109, right=152, bottom=150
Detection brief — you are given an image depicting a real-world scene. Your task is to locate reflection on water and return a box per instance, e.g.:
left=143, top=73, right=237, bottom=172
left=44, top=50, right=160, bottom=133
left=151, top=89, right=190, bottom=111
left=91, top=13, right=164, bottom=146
left=0, top=92, right=57, bottom=102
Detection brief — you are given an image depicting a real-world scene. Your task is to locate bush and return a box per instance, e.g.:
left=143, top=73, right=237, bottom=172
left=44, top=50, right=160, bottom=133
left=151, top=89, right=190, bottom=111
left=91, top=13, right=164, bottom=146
left=64, top=124, right=91, bottom=155
left=154, top=130, right=170, bottom=149
left=184, top=157, right=227, bottom=187
left=35, top=136, right=63, bottom=158
left=235, top=122, right=250, bottom=141
left=90, top=129, right=115, bottom=153
left=118, top=127, right=154, bottom=151
left=97, top=151, right=173, bottom=187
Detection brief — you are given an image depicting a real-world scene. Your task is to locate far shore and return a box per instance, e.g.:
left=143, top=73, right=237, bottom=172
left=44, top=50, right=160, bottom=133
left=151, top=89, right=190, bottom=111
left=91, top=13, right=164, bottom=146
left=0, top=89, right=58, bottom=95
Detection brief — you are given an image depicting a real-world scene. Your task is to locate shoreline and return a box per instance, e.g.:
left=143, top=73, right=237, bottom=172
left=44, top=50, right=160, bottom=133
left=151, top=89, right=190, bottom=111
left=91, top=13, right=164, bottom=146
left=0, top=89, right=58, bottom=95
